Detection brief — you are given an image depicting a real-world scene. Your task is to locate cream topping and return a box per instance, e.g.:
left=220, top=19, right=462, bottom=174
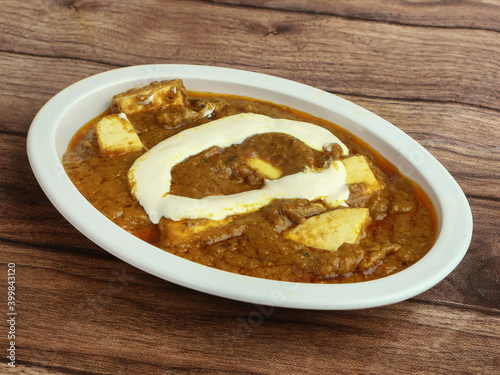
left=118, top=112, right=130, bottom=122
left=137, top=93, right=155, bottom=106
left=128, top=113, right=349, bottom=223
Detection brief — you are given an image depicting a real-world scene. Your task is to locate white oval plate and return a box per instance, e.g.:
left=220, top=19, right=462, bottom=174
left=27, top=65, right=473, bottom=310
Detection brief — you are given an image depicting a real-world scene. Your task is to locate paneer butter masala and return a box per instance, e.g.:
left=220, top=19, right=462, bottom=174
left=63, top=80, right=437, bottom=283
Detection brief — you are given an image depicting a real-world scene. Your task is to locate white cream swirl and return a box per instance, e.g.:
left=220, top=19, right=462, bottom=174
left=128, top=113, right=349, bottom=223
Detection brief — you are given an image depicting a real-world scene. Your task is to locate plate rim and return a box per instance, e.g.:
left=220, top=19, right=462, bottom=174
left=27, top=64, right=473, bottom=310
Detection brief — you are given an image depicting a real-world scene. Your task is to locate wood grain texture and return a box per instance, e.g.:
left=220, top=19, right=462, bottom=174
left=1, top=0, right=499, bottom=110
left=213, top=0, right=500, bottom=31
left=4, top=241, right=499, bottom=374
left=0, top=0, right=499, bottom=373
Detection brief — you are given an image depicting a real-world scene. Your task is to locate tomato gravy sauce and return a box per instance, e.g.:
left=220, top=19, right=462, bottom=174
left=63, top=82, right=437, bottom=283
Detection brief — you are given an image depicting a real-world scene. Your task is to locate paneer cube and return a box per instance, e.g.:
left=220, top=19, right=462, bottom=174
left=111, top=79, right=187, bottom=115
left=244, top=158, right=283, bottom=180
left=342, top=155, right=381, bottom=194
left=95, top=114, right=143, bottom=156
left=284, top=208, right=370, bottom=252
left=160, top=217, right=245, bottom=245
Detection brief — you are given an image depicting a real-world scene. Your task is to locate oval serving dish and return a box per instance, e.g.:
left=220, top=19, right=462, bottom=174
left=27, top=65, right=473, bottom=310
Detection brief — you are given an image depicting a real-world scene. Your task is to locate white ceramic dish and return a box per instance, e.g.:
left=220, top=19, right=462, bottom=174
left=27, top=65, right=473, bottom=310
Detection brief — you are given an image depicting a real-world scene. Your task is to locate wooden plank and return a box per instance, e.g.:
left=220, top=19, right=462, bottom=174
left=418, top=196, right=500, bottom=309
left=0, top=1, right=498, bottom=110
left=0, top=52, right=113, bottom=134
left=213, top=0, right=500, bottom=31
left=3, top=242, right=498, bottom=374
left=0, top=132, right=106, bottom=255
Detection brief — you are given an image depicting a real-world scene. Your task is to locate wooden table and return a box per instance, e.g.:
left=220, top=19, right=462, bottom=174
left=1, top=1, right=499, bottom=373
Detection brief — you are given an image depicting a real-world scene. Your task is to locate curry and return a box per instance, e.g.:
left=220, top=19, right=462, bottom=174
left=63, top=80, right=437, bottom=283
